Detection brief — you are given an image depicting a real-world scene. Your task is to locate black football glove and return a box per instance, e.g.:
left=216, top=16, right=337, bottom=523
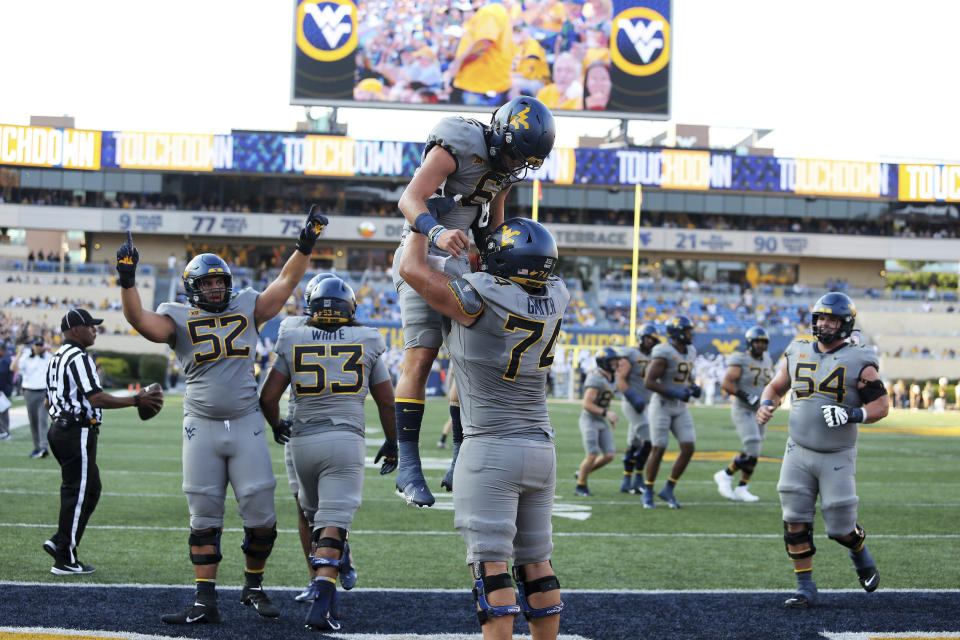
left=374, top=439, right=398, bottom=475
left=116, top=230, right=139, bottom=289
left=272, top=419, right=292, bottom=445
left=295, top=204, right=329, bottom=255
left=688, top=383, right=702, bottom=399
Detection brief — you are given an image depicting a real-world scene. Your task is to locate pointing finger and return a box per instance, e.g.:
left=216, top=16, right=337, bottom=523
left=126, top=230, right=133, bottom=245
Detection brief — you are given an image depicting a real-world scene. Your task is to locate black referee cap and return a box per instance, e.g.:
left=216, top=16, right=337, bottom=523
left=61, top=308, right=104, bottom=332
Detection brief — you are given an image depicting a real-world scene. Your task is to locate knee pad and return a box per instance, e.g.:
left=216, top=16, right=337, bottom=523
left=512, top=565, right=564, bottom=620
left=310, top=529, right=346, bottom=570
left=622, top=446, right=638, bottom=465
left=471, top=562, right=521, bottom=626
left=241, top=524, right=277, bottom=560
left=635, top=441, right=652, bottom=467
left=830, top=523, right=866, bottom=553
left=783, top=522, right=816, bottom=560
left=188, top=527, right=223, bottom=565
left=741, top=455, right=758, bottom=475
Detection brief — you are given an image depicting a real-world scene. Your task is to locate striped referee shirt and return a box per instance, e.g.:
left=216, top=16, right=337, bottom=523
left=46, top=340, right=103, bottom=426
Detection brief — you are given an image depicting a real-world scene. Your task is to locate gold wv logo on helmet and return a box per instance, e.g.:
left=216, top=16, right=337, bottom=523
left=509, top=107, right=531, bottom=130
left=501, top=226, right=522, bottom=247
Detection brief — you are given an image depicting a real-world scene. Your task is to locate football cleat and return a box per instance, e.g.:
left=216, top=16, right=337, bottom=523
left=395, top=471, right=436, bottom=507
left=657, top=486, right=681, bottom=509
left=241, top=586, right=280, bottom=619
left=50, top=560, right=95, bottom=575
left=713, top=470, right=734, bottom=499
left=784, top=593, right=814, bottom=609
left=294, top=580, right=320, bottom=602
left=162, top=601, right=220, bottom=624
left=857, top=565, right=879, bottom=592
left=732, top=485, right=760, bottom=502
left=339, top=542, right=357, bottom=590
left=304, top=579, right=342, bottom=631
left=641, top=487, right=656, bottom=508
left=620, top=475, right=633, bottom=493
left=630, top=474, right=646, bottom=494
left=574, top=485, right=594, bottom=497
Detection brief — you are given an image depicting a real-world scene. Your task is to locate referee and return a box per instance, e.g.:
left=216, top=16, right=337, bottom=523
left=44, top=307, right=162, bottom=575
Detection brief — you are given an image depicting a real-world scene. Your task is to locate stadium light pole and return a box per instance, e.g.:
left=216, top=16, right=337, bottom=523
left=531, top=178, right=541, bottom=222
left=628, top=183, right=643, bottom=346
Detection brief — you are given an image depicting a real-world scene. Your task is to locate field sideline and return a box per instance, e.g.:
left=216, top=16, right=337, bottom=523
left=1, top=397, right=959, bottom=638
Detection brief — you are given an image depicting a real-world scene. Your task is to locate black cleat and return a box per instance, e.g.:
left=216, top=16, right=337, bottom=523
left=50, top=560, right=95, bottom=575
left=857, top=565, right=879, bottom=592
left=241, top=586, right=280, bottom=619
left=784, top=593, right=812, bottom=609
left=162, top=601, right=220, bottom=624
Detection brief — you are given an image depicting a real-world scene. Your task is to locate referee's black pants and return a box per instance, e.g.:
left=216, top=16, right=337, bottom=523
left=47, top=421, right=101, bottom=564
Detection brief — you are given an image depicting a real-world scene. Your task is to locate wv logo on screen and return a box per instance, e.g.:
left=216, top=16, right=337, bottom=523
left=296, top=0, right=358, bottom=62
left=611, top=7, right=670, bottom=77
left=305, top=3, right=352, bottom=46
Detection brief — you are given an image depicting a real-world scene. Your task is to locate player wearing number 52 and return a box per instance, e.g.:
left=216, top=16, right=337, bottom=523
left=116, top=207, right=327, bottom=625
left=757, top=292, right=888, bottom=609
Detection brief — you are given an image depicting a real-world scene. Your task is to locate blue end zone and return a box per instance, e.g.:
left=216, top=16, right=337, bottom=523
left=1, top=585, right=959, bottom=639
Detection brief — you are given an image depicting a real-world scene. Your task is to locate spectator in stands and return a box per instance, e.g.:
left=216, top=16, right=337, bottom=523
left=893, top=380, right=907, bottom=408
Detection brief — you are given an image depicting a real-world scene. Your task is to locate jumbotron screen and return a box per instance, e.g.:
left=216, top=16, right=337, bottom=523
left=291, top=0, right=671, bottom=118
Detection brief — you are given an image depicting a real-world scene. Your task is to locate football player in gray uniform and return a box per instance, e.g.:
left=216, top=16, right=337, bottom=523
left=115, top=207, right=327, bottom=624
left=643, top=315, right=701, bottom=509
left=616, top=323, right=658, bottom=494
left=259, top=276, right=398, bottom=632
left=391, top=97, right=555, bottom=507
left=398, top=217, right=568, bottom=640
left=714, top=326, right=774, bottom=502
left=757, top=292, right=888, bottom=609
left=574, top=347, right=619, bottom=497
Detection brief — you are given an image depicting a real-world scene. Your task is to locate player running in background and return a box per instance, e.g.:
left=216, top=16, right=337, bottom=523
left=642, top=315, right=701, bottom=509
left=616, top=323, right=658, bottom=494
left=574, top=347, right=619, bottom=497
left=391, top=96, right=555, bottom=507
left=714, top=326, right=774, bottom=502
left=758, top=292, right=887, bottom=609
left=259, top=276, right=397, bottom=631
left=116, top=207, right=327, bottom=624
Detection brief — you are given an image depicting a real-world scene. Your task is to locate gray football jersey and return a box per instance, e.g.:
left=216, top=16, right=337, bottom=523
left=617, top=345, right=655, bottom=402
left=650, top=342, right=697, bottom=395
left=783, top=339, right=879, bottom=452
left=446, top=272, right=570, bottom=439
left=727, top=350, right=774, bottom=409
left=580, top=370, right=617, bottom=427
left=272, top=317, right=389, bottom=438
left=158, top=288, right=260, bottom=420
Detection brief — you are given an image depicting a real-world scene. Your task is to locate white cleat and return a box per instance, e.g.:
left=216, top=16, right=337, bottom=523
left=713, top=470, right=734, bottom=500
left=732, top=484, right=760, bottom=502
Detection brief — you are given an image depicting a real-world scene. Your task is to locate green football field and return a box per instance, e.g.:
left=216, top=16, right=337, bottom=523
left=2, top=397, right=958, bottom=592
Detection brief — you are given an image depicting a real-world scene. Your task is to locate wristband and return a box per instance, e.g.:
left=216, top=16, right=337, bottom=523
left=849, top=407, right=867, bottom=423
left=133, top=394, right=141, bottom=408
left=602, top=409, right=609, bottom=419
left=428, top=225, right=447, bottom=246
left=414, top=212, right=440, bottom=236
left=760, top=399, right=775, bottom=407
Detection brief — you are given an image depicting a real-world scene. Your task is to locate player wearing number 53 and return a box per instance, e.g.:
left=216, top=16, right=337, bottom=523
left=116, top=207, right=327, bottom=625
left=757, top=292, right=888, bottom=609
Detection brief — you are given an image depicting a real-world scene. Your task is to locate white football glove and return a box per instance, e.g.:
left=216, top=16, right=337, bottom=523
left=822, top=405, right=849, bottom=428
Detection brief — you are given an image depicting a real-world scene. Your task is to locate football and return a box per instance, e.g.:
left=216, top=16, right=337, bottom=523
left=137, top=383, right=164, bottom=421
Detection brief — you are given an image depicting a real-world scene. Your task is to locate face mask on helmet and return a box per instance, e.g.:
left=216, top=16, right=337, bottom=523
left=183, top=254, right=232, bottom=313
left=811, top=293, right=856, bottom=344
left=487, top=97, right=556, bottom=181
left=596, top=347, right=619, bottom=374
left=666, top=316, right=693, bottom=344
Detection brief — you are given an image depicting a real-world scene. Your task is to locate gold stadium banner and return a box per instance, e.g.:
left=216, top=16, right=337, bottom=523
left=0, top=124, right=101, bottom=170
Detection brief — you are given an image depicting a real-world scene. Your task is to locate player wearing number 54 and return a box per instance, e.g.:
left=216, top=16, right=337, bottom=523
left=116, top=207, right=327, bottom=625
